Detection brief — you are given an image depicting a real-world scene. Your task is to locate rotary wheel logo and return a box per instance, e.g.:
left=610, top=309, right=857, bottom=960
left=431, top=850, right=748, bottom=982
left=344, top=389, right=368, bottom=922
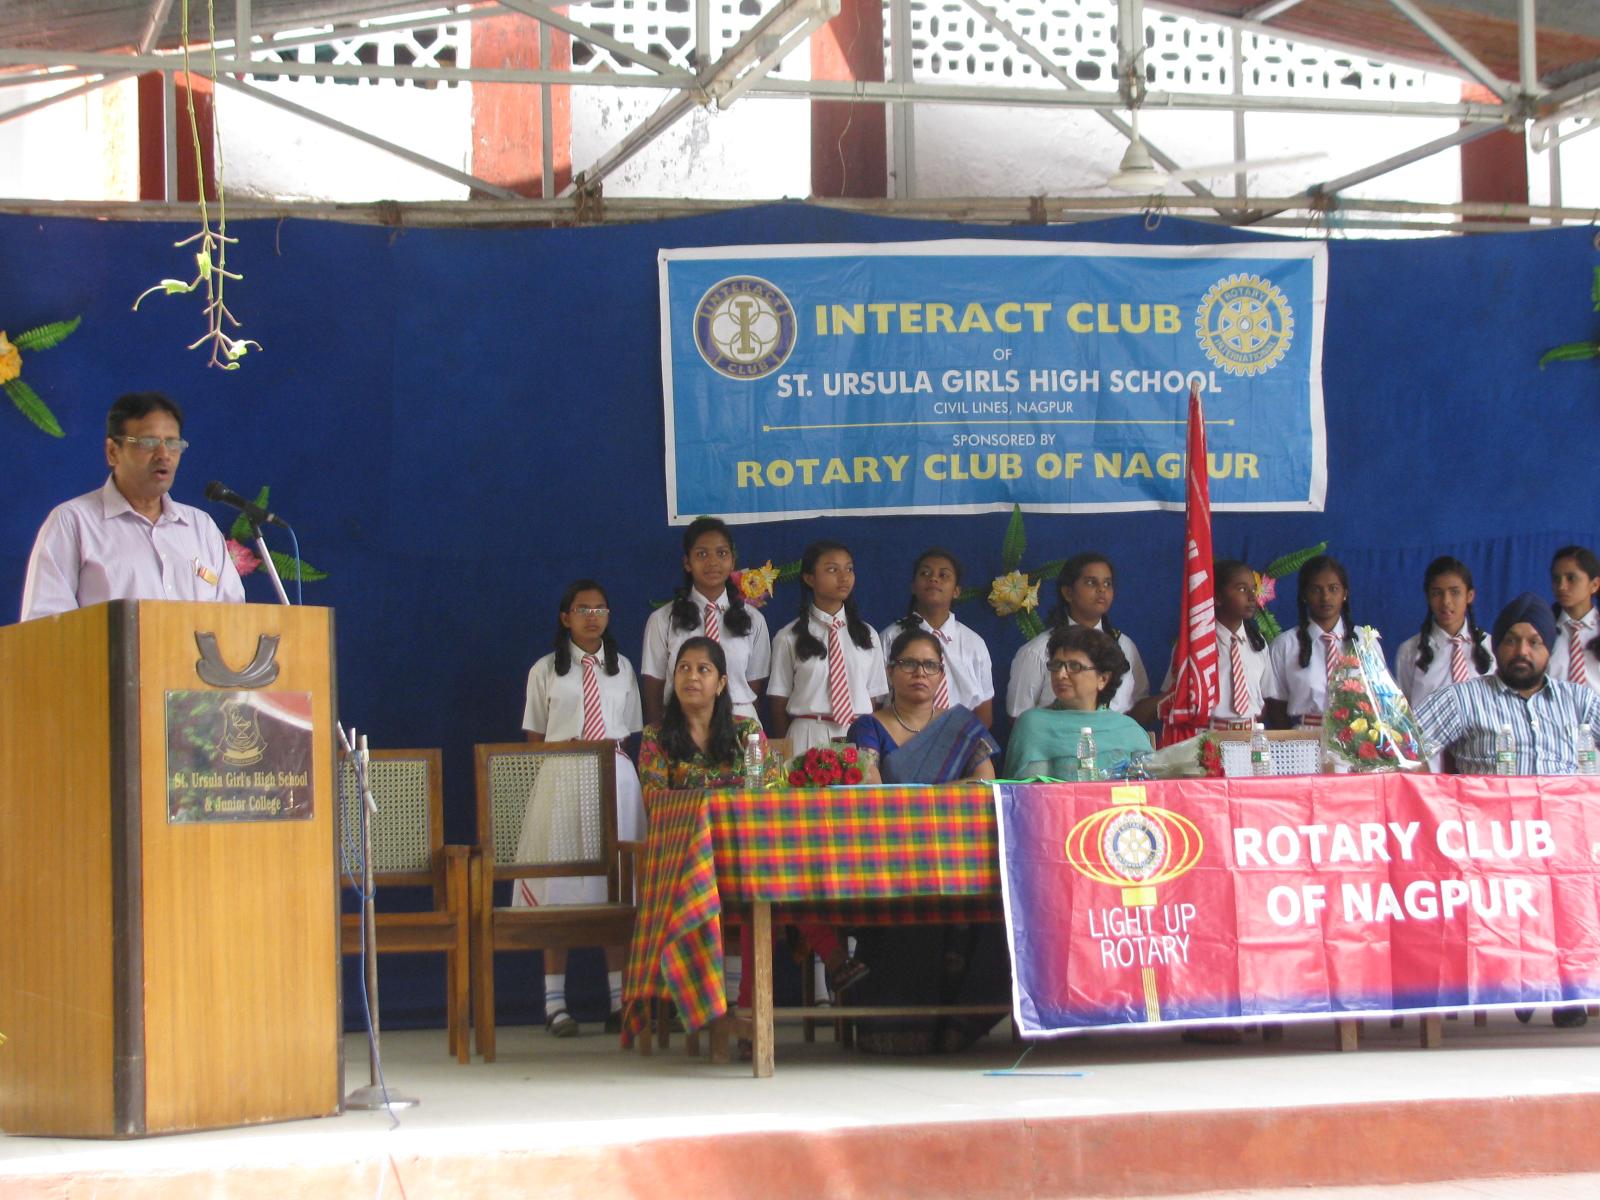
left=1195, top=273, right=1294, bottom=377
left=1066, top=801, right=1203, bottom=893
left=693, top=275, right=797, bottom=380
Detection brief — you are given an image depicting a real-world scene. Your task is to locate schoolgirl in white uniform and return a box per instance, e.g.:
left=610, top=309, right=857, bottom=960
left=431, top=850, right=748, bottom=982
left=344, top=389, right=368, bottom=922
left=1549, top=545, right=1600, bottom=693
left=879, top=548, right=995, bottom=728
left=1392, top=556, right=1493, bottom=708
left=1263, top=554, right=1359, bottom=729
left=641, top=516, right=771, bottom=726
left=516, top=578, right=644, bottom=1037
left=1007, top=552, right=1151, bottom=721
left=1157, top=559, right=1270, bottom=728
left=769, top=540, right=888, bottom=755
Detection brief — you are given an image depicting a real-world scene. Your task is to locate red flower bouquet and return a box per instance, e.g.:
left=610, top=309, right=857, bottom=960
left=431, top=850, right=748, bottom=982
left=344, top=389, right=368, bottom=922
left=786, top=742, right=865, bottom=788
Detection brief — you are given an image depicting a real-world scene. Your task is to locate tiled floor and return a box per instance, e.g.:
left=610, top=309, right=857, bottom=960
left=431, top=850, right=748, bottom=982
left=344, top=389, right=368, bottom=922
left=4, top=1010, right=1600, bottom=1196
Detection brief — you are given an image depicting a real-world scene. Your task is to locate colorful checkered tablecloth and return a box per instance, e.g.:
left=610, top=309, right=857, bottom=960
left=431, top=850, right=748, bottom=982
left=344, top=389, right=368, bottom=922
left=622, top=783, right=1000, bottom=1037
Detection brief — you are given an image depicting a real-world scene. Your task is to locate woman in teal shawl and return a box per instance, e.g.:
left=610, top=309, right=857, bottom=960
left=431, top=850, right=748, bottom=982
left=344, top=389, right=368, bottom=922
left=1004, top=625, right=1153, bottom=778
left=843, top=628, right=1006, bottom=1054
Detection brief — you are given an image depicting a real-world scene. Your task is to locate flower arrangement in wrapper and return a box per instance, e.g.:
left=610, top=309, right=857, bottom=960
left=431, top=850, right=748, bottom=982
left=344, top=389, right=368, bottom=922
left=787, top=742, right=865, bottom=787
left=1322, top=626, right=1426, bottom=772
left=730, top=560, right=780, bottom=608
left=1197, top=734, right=1225, bottom=778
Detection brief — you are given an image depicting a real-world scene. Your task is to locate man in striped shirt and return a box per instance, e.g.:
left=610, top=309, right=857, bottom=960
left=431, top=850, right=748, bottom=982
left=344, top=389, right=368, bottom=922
left=1415, top=592, right=1600, bottom=776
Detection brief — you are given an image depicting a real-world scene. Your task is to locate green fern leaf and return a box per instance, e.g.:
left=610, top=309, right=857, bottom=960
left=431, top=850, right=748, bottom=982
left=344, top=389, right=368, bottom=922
left=5, top=379, right=64, bottom=437
left=774, top=559, right=803, bottom=581
left=1029, top=559, right=1066, bottom=583
left=229, top=487, right=277, bottom=540
left=1016, top=609, right=1045, bottom=641
left=955, top=584, right=985, bottom=604
left=1255, top=610, right=1283, bottom=643
left=1590, top=265, right=1600, bottom=311
left=1263, top=541, right=1327, bottom=579
left=1000, top=504, right=1026, bottom=572
left=11, top=315, right=82, bottom=353
left=1538, top=342, right=1600, bottom=368
left=267, top=550, right=328, bottom=582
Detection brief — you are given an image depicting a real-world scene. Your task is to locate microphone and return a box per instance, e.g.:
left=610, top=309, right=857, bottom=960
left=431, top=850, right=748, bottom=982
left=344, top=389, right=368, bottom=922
left=205, top=481, right=289, bottom=529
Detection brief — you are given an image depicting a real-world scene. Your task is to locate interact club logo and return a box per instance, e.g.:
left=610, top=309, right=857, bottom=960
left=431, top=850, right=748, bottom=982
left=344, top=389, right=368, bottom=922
left=693, top=275, right=797, bottom=380
left=1066, top=786, right=1204, bottom=905
left=1194, top=272, right=1294, bottom=376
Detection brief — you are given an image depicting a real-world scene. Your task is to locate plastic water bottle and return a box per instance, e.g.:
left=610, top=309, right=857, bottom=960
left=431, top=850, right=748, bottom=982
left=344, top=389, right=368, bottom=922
left=1494, top=725, right=1516, bottom=776
left=1075, top=727, right=1098, bottom=782
left=1573, top=724, right=1598, bottom=776
left=1250, top=722, right=1272, bottom=777
left=743, top=733, right=765, bottom=788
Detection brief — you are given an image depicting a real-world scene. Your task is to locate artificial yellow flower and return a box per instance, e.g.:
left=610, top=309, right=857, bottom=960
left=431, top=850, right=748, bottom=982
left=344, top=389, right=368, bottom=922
left=0, top=333, right=20, bottom=386
left=988, top=569, right=1040, bottom=617
left=737, top=560, right=780, bottom=606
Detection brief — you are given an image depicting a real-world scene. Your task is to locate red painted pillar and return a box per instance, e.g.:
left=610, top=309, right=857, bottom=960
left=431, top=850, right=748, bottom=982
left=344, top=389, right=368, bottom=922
left=137, top=72, right=216, bottom=201
left=1459, top=82, right=1527, bottom=224
left=470, top=12, right=572, bottom=197
left=810, top=0, right=887, bottom=198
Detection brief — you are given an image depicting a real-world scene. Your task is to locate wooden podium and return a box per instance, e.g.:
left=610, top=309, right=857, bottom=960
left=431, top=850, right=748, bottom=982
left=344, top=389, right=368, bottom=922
left=0, top=601, right=342, bottom=1137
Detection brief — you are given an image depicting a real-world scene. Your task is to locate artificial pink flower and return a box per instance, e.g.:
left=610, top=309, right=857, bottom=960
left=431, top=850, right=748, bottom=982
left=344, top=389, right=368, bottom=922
left=226, top=538, right=261, bottom=577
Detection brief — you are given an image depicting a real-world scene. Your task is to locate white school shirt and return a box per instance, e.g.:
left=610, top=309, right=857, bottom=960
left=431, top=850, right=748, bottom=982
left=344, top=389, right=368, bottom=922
left=522, top=642, right=644, bottom=740
left=1392, top=624, right=1494, bottom=709
left=770, top=607, right=889, bottom=747
left=1005, top=620, right=1149, bottom=717
left=1158, top=622, right=1270, bottom=722
left=1549, top=607, right=1600, bottom=693
left=1263, top=619, right=1348, bottom=721
left=640, top=588, right=771, bottom=718
left=21, top=476, right=245, bottom=620
left=878, top=612, right=995, bottom=710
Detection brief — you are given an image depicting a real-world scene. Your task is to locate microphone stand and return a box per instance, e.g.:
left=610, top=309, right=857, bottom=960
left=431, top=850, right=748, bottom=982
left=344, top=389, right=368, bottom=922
left=339, top=724, right=420, bottom=1112
left=249, top=519, right=291, bottom=606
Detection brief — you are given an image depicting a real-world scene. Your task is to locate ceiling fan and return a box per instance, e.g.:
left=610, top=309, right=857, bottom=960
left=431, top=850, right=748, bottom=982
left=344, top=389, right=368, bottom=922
left=1100, top=108, right=1329, bottom=194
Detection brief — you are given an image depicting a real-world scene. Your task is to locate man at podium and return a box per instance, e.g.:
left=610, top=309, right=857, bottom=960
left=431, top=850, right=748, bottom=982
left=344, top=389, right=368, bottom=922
left=19, top=391, right=245, bottom=620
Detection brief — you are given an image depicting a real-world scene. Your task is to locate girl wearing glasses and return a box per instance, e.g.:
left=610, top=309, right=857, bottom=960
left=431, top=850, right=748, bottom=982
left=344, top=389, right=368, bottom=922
left=1005, top=552, right=1153, bottom=722
left=640, top=516, right=771, bottom=727
left=849, top=629, right=999, bottom=784
left=1003, top=626, right=1154, bottom=778
left=880, top=548, right=996, bottom=728
left=514, top=579, right=644, bottom=1038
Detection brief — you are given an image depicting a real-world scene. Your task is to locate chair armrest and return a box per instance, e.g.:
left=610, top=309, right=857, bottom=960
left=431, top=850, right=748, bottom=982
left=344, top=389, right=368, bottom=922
left=617, top=839, right=646, bottom=904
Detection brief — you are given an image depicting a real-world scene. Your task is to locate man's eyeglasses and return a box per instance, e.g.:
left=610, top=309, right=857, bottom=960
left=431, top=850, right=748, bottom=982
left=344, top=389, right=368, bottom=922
left=118, top=435, right=189, bottom=454
left=1047, top=659, right=1097, bottom=675
left=892, top=658, right=945, bottom=676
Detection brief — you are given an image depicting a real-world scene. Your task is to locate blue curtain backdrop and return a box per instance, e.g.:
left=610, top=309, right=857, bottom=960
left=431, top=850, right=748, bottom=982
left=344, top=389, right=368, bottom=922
left=3, top=205, right=1596, bottom=1029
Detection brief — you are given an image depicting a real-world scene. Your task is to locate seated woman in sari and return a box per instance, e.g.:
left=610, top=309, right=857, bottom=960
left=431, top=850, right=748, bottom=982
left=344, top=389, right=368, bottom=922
left=842, top=629, right=1008, bottom=1055
left=851, top=627, right=998, bottom=784
left=1003, top=625, right=1153, bottom=779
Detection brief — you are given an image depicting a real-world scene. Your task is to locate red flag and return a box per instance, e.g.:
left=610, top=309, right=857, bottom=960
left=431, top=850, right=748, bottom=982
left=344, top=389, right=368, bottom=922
left=1157, top=384, right=1220, bottom=746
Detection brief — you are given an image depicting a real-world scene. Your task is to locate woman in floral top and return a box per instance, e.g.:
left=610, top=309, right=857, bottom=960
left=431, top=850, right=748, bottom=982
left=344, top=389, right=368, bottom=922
left=637, top=638, right=864, bottom=1050
left=636, top=636, right=783, bottom=791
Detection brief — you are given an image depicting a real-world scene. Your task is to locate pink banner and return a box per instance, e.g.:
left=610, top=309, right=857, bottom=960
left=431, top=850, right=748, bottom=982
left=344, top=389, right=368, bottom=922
left=995, top=774, right=1600, bottom=1034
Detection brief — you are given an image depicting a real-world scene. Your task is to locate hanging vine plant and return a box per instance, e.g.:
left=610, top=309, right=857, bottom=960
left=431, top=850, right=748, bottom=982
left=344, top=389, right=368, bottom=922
left=132, top=0, right=260, bottom=369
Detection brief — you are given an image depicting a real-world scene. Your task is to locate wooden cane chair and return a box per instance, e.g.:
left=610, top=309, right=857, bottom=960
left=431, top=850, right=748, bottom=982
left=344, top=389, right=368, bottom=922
left=338, top=748, right=471, bottom=1063
left=470, top=740, right=638, bottom=1062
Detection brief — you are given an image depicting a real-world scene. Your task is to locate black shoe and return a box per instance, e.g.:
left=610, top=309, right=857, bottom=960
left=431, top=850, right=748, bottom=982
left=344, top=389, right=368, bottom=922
left=604, top=1011, right=623, bottom=1035
left=545, top=1009, right=579, bottom=1038
left=1552, top=1007, right=1589, bottom=1029
left=1515, top=1008, right=1534, bottom=1023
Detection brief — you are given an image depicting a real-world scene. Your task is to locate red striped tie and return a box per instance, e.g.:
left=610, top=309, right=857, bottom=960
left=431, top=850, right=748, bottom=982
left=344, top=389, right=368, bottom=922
left=704, top=601, right=721, bottom=643
left=931, top=624, right=951, bottom=709
left=1230, top=633, right=1250, bottom=716
left=580, top=654, right=606, bottom=740
left=1570, top=621, right=1589, bottom=686
left=826, top=616, right=853, bottom=728
left=1449, top=634, right=1471, bottom=684
left=1322, top=632, right=1339, bottom=698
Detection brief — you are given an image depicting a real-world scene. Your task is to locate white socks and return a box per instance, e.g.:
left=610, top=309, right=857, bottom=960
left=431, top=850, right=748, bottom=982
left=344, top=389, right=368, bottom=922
left=608, top=970, right=623, bottom=1014
left=544, top=973, right=566, bottom=1016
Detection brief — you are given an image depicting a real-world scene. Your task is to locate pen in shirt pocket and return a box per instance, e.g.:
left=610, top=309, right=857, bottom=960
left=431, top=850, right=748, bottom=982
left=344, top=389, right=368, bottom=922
left=193, top=557, right=220, bottom=587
